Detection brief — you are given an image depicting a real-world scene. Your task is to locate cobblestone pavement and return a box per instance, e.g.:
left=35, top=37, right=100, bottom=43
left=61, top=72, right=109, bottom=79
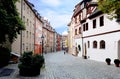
left=1, top=51, right=120, bottom=79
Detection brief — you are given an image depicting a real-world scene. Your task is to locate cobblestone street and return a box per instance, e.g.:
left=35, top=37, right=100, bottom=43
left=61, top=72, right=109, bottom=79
left=1, top=51, right=120, bottom=79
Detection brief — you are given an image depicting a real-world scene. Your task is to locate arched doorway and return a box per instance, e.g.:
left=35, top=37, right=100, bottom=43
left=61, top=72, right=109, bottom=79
left=118, top=40, right=120, bottom=59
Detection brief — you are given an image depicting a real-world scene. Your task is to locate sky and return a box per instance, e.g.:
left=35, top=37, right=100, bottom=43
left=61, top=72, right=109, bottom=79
left=29, top=0, right=81, bottom=35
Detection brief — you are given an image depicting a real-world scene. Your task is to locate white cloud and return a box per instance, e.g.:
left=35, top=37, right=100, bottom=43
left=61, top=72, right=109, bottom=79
left=41, top=0, right=61, bottom=7
left=62, top=30, right=68, bottom=35
left=29, top=0, right=81, bottom=34
left=42, top=10, right=71, bottom=28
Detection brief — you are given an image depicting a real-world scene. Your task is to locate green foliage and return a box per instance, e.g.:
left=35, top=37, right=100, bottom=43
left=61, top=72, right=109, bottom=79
left=19, top=51, right=33, bottom=66
left=0, top=47, right=11, bottom=68
left=18, top=51, right=45, bottom=76
left=18, top=51, right=45, bottom=69
left=32, top=54, right=45, bottom=67
left=98, top=0, right=120, bottom=19
left=0, top=0, right=25, bottom=45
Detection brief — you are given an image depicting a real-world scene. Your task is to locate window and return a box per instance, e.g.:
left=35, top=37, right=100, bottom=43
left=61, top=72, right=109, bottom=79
left=75, top=29, right=77, bottom=35
left=27, top=6, right=29, bottom=14
left=83, top=24, right=85, bottom=31
left=26, top=43, right=28, bottom=51
left=93, top=19, right=96, bottom=28
left=78, top=45, right=81, bottom=51
left=93, top=41, right=97, bottom=48
left=75, top=17, right=77, bottom=23
left=22, top=31, right=25, bottom=37
left=100, top=40, right=105, bottom=49
left=32, top=44, right=34, bottom=50
left=27, top=19, right=29, bottom=26
left=29, top=32, right=31, bottom=38
left=79, top=14, right=81, bottom=21
left=23, top=2, right=25, bottom=10
left=26, top=31, right=28, bottom=38
left=87, top=8, right=91, bottom=14
left=100, top=16, right=104, bottom=26
left=86, top=23, right=88, bottom=31
left=79, top=27, right=81, bottom=34
left=32, top=33, right=34, bottom=39
left=88, top=41, right=90, bottom=48
left=30, top=21, right=31, bottom=27
left=23, top=16, right=25, bottom=22
left=22, top=43, right=25, bottom=51
left=83, top=23, right=88, bottom=31
left=29, top=43, right=31, bottom=50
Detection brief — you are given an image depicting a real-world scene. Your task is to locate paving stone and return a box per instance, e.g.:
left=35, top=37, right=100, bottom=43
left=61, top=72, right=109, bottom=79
left=1, top=51, right=120, bottom=79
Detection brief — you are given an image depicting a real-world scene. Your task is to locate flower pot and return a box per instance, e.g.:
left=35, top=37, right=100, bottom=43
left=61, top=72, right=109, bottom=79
left=105, top=58, right=111, bottom=65
left=19, top=67, right=41, bottom=76
left=114, top=59, right=120, bottom=67
left=18, top=51, right=45, bottom=76
left=115, top=64, right=120, bottom=67
left=83, top=56, right=87, bottom=59
left=107, top=62, right=111, bottom=65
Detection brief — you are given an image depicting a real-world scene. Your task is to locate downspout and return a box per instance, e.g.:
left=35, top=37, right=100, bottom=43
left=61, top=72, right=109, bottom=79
left=81, top=24, right=84, bottom=58
left=34, top=17, right=36, bottom=54
left=20, top=0, right=23, bottom=56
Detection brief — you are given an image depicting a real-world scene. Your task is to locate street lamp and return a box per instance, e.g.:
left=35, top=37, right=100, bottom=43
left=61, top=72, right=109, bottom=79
left=41, top=34, right=44, bottom=56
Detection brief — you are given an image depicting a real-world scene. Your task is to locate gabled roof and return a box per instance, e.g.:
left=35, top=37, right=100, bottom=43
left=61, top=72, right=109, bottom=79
left=72, top=2, right=82, bottom=17
left=72, top=0, right=94, bottom=18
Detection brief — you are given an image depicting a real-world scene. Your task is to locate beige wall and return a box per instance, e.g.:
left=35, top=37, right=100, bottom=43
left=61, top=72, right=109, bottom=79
left=12, top=0, right=35, bottom=55
left=68, top=21, right=74, bottom=54
left=42, top=19, right=55, bottom=53
left=11, top=1, right=22, bottom=54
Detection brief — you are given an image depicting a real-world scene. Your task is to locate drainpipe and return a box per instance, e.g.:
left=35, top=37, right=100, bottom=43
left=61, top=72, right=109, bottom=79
left=34, top=17, right=36, bottom=54
left=81, top=24, right=84, bottom=58
left=20, top=0, right=23, bottom=56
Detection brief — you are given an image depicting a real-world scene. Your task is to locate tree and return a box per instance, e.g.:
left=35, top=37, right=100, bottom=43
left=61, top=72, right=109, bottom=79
left=0, top=0, right=25, bottom=47
left=98, top=0, right=120, bottom=19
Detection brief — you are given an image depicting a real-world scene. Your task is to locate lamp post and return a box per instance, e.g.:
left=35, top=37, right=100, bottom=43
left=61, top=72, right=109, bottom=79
left=41, top=34, right=44, bottom=56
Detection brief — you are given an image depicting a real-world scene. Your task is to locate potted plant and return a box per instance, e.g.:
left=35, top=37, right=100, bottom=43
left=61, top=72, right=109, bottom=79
left=18, top=51, right=44, bottom=76
left=105, top=58, right=111, bottom=65
left=114, top=59, right=120, bottom=67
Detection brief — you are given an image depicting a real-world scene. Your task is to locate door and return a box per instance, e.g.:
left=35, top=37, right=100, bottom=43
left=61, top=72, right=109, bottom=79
left=84, top=43, right=87, bottom=57
left=118, top=40, right=120, bottom=59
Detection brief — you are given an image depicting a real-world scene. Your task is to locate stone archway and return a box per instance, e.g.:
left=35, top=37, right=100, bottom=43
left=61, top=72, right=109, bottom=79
left=118, top=40, right=120, bottom=59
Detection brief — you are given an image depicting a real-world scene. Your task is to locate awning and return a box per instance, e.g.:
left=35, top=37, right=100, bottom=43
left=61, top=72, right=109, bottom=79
left=11, top=52, right=20, bottom=57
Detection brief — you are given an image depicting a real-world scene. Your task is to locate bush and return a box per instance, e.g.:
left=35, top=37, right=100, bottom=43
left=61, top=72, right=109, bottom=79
left=32, top=54, right=45, bottom=67
left=18, top=51, right=45, bottom=76
left=0, top=47, right=11, bottom=68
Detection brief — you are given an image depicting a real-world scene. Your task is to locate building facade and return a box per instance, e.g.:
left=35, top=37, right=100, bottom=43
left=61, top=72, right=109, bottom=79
left=69, top=0, right=120, bottom=63
left=56, top=34, right=62, bottom=51
left=72, top=2, right=83, bottom=56
left=34, top=12, right=43, bottom=54
left=68, top=20, right=75, bottom=55
left=12, top=0, right=35, bottom=55
left=11, top=0, right=59, bottom=56
left=42, top=18, right=55, bottom=53
left=62, top=35, right=68, bottom=51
